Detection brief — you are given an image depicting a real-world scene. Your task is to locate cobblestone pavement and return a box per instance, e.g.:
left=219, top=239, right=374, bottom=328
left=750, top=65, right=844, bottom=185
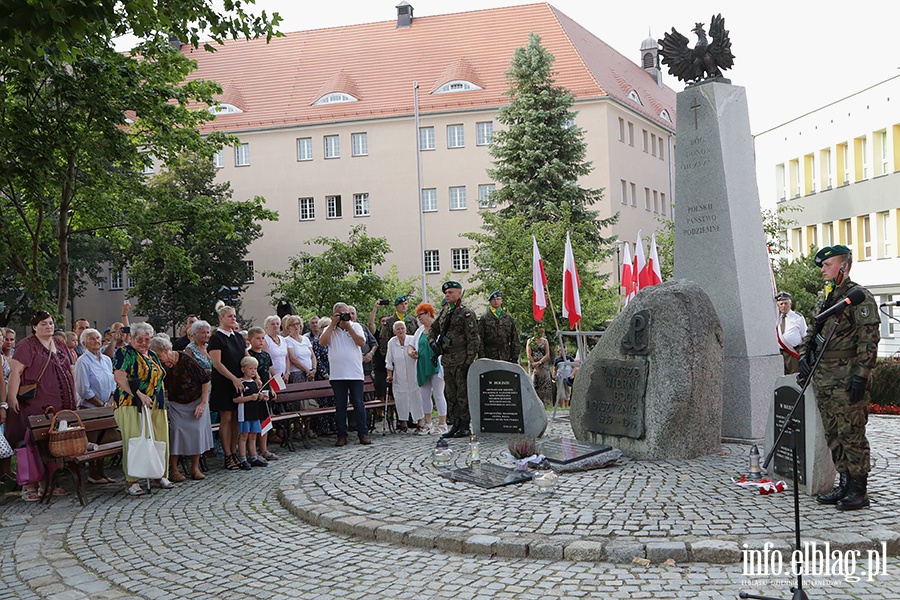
left=1, top=414, right=899, bottom=599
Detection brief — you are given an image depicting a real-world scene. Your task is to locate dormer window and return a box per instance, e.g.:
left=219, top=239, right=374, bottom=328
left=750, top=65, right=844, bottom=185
left=434, top=80, right=482, bottom=94
left=628, top=90, right=642, bottom=105
left=208, top=103, right=244, bottom=115
left=313, top=92, right=358, bottom=106
left=660, top=109, right=672, bottom=122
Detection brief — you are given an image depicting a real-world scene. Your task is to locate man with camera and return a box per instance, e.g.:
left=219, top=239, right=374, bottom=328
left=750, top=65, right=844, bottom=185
left=429, top=281, right=480, bottom=438
left=320, top=302, right=372, bottom=446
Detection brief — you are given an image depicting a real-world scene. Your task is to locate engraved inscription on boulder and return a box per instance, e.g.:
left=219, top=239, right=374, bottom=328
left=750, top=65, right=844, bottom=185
left=583, top=359, right=647, bottom=438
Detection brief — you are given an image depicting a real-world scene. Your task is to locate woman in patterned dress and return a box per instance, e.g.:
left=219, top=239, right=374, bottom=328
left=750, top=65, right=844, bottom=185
left=526, top=325, right=553, bottom=407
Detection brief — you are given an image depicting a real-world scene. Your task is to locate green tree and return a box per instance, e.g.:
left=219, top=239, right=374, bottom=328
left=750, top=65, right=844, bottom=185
left=265, top=226, right=416, bottom=316
left=465, top=34, right=617, bottom=333
left=773, top=245, right=822, bottom=322
left=125, top=153, right=277, bottom=332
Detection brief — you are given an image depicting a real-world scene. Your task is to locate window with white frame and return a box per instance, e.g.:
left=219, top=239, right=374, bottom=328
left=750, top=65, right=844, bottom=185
left=424, top=250, right=440, bottom=273
left=650, top=133, right=657, bottom=157
left=297, top=138, right=313, bottom=161
left=653, top=190, right=659, bottom=213
left=235, top=144, right=250, bottom=167
left=620, top=180, right=627, bottom=205
left=141, top=155, right=154, bottom=174
left=421, top=188, right=437, bottom=212
left=451, top=248, right=469, bottom=272
left=313, top=92, right=358, bottom=105
left=351, top=133, right=368, bottom=157
left=434, top=80, right=482, bottom=94
left=880, top=211, right=891, bottom=257
left=822, top=148, right=833, bottom=189
left=841, top=219, right=853, bottom=245
left=476, top=121, right=493, bottom=146
left=660, top=192, right=667, bottom=215
left=353, top=193, right=370, bottom=217
left=642, top=130, right=648, bottom=153
left=419, top=127, right=435, bottom=151
left=618, top=118, right=625, bottom=142
left=447, top=124, right=464, bottom=148
left=878, top=130, right=889, bottom=175
left=245, top=261, right=255, bottom=284
left=213, top=150, right=224, bottom=169
left=658, top=137, right=665, bottom=160
left=630, top=182, right=636, bottom=207
left=110, top=270, right=123, bottom=290
left=644, top=187, right=651, bottom=211
left=449, top=186, right=467, bottom=210
left=97, top=278, right=103, bottom=290
left=326, top=195, right=342, bottom=219
left=822, top=222, right=834, bottom=247
left=478, top=184, right=496, bottom=208
left=126, top=275, right=136, bottom=289
left=298, top=197, right=315, bottom=221
left=324, top=135, right=340, bottom=159
left=863, top=215, right=872, bottom=259
left=627, top=122, right=634, bottom=146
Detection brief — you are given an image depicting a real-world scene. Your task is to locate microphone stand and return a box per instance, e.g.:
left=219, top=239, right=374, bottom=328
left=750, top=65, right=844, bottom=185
left=739, top=313, right=844, bottom=600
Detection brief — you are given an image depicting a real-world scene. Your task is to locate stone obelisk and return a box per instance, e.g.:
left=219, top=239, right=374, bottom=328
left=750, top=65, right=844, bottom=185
left=673, top=81, right=782, bottom=442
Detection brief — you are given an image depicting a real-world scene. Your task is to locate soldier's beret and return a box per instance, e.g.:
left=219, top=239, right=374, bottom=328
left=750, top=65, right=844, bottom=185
left=775, top=292, right=792, bottom=302
left=814, top=245, right=851, bottom=267
left=394, top=295, right=408, bottom=306
left=442, top=281, right=462, bottom=292
left=488, top=290, right=502, bottom=301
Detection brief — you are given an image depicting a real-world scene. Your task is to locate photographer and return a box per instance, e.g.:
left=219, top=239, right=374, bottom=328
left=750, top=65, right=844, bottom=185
left=320, top=302, right=372, bottom=446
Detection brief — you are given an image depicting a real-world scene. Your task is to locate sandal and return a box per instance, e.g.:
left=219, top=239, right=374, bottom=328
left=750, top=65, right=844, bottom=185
left=224, top=454, right=241, bottom=471
left=125, top=483, right=145, bottom=496
left=88, top=476, right=106, bottom=485
left=38, top=486, right=67, bottom=497
left=154, top=478, right=175, bottom=489
left=21, top=489, right=41, bottom=502
left=261, top=451, right=279, bottom=461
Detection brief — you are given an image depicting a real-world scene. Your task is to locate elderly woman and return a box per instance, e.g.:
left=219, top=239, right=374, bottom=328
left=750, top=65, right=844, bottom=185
left=7, top=311, right=77, bottom=501
left=282, top=315, right=316, bottom=384
left=74, top=328, right=117, bottom=484
left=112, top=322, right=172, bottom=496
left=263, top=315, right=289, bottom=379
left=408, top=302, right=448, bottom=435
left=151, top=335, right=212, bottom=481
left=185, top=320, right=212, bottom=375
left=208, top=301, right=247, bottom=471
left=385, top=321, right=425, bottom=434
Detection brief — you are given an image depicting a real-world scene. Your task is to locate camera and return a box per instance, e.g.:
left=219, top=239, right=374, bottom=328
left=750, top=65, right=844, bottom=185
left=339, top=312, right=352, bottom=322
left=378, top=299, right=390, bottom=306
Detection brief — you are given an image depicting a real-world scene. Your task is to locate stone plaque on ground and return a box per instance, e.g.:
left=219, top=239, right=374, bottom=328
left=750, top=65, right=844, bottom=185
left=583, top=359, right=647, bottom=438
left=441, top=463, right=533, bottom=488
left=540, top=437, right=612, bottom=464
left=571, top=280, right=724, bottom=460
left=765, top=375, right=835, bottom=496
left=468, top=359, right=547, bottom=438
left=478, top=370, right=524, bottom=434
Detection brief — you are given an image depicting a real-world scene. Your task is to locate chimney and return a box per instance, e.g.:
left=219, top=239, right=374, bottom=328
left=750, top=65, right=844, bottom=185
left=396, top=1, right=413, bottom=28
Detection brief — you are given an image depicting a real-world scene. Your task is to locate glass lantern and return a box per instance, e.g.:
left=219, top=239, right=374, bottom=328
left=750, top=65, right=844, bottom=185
left=532, top=459, right=559, bottom=494
left=433, top=437, right=454, bottom=469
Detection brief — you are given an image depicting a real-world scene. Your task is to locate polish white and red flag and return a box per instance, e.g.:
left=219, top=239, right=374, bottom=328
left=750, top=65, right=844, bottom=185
left=633, top=231, right=647, bottom=291
left=768, top=247, right=798, bottom=358
left=532, top=236, right=548, bottom=321
left=265, top=374, right=287, bottom=393
left=644, top=234, right=663, bottom=287
left=621, top=242, right=634, bottom=304
left=562, top=232, right=582, bottom=329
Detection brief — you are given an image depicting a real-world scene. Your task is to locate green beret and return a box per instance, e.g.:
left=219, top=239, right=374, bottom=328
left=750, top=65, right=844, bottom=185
left=441, top=281, right=462, bottom=293
left=775, top=292, right=792, bottom=302
left=814, top=245, right=851, bottom=267
left=488, top=290, right=502, bottom=301
left=394, top=295, right=408, bottom=306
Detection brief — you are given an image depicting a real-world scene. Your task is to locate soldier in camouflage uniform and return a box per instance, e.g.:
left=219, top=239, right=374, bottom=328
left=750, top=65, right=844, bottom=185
left=798, top=245, right=880, bottom=511
left=429, top=281, right=480, bottom=438
left=478, top=291, right=521, bottom=363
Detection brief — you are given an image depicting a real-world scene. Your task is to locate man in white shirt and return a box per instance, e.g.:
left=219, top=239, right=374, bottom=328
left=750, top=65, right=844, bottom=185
left=319, top=302, right=372, bottom=446
left=776, top=291, right=808, bottom=375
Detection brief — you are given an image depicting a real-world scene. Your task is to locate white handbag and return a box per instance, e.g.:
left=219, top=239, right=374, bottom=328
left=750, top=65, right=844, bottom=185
left=126, top=408, right=166, bottom=480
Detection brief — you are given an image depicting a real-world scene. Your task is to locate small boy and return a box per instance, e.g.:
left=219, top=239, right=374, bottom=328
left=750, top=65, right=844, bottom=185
left=248, top=326, right=279, bottom=461
left=236, top=356, right=269, bottom=470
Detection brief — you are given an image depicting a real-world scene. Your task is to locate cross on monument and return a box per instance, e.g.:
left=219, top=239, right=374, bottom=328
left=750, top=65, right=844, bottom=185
left=691, top=101, right=701, bottom=131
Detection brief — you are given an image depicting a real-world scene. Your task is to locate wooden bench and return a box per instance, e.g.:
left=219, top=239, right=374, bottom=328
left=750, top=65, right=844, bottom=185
left=28, top=406, right=122, bottom=506
left=271, top=376, right=394, bottom=448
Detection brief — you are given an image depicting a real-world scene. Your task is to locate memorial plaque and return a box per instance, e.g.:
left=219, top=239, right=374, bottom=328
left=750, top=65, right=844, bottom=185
left=441, top=463, right=533, bottom=488
left=479, top=371, right=525, bottom=434
left=540, top=437, right=613, bottom=465
left=772, top=384, right=806, bottom=485
left=583, top=359, right=647, bottom=438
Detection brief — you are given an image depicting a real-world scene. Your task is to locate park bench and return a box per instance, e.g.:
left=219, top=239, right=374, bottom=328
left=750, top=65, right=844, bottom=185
left=28, top=406, right=122, bottom=506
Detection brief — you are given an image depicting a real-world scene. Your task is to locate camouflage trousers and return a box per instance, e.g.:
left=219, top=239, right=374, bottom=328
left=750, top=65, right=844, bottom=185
left=815, top=382, right=871, bottom=477
left=443, top=361, right=471, bottom=423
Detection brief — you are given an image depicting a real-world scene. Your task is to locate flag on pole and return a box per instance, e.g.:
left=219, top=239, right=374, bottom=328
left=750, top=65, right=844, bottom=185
left=621, top=242, right=634, bottom=304
left=265, top=373, right=287, bottom=393
left=768, top=248, right=798, bottom=358
left=645, top=234, right=663, bottom=287
left=532, top=236, right=548, bottom=321
left=260, top=413, right=273, bottom=436
left=634, top=231, right=647, bottom=290
left=562, top=232, right=582, bottom=329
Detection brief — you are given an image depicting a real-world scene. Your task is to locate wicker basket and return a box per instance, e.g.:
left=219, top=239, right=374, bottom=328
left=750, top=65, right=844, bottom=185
left=47, top=409, right=89, bottom=458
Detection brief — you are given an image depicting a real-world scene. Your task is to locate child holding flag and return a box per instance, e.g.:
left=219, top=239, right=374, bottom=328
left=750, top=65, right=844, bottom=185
left=236, top=356, right=269, bottom=469
left=248, top=327, right=279, bottom=461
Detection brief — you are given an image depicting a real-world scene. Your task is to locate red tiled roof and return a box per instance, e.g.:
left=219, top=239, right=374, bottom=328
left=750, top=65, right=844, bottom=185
left=184, top=3, right=676, bottom=133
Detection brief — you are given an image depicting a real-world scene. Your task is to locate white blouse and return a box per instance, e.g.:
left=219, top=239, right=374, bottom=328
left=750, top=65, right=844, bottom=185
left=265, top=333, right=290, bottom=377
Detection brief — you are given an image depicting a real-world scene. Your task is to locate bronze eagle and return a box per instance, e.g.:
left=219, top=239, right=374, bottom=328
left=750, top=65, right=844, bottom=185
left=658, top=14, right=735, bottom=84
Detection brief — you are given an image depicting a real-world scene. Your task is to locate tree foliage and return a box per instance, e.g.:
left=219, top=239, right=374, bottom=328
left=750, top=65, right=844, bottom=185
left=126, top=153, right=277, bottom=332
left=264, top=226, right=416, bottom=317
left=465, top=34, right=617, bottom=334
left=773, top=245, right=822, bottom=323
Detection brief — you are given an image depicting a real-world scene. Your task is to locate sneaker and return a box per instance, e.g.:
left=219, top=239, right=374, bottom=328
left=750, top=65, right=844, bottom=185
left=249, top=456, right=269, bottom=467
left=125, top=483, right=145, bottom=497
left=239, top=459, right=252, bottom=471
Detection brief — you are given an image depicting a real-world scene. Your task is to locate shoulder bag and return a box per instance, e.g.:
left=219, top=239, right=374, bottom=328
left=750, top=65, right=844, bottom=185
left=17, top=344, right=52, bottom=401
left=126, top=408, right=166, bottom=480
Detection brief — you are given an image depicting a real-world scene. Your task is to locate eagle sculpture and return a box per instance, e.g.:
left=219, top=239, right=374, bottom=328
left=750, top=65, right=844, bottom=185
left=658, top=14, right=735, bottom=84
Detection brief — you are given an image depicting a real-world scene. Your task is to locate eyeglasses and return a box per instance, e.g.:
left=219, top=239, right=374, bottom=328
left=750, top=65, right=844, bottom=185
left=416, top=313, right=428, bottom=318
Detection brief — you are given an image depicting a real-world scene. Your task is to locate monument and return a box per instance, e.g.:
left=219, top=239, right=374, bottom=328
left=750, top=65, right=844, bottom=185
left=570, top=280, right=724, bottom=460
left=468, top=359, right=548, bottom=438
left=660, top=15, right=783, bottom=442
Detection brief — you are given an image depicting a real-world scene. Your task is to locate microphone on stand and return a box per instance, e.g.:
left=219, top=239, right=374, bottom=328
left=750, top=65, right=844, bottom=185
left=813, top=288, right=866, bottom=322
left=879, top=300, right=900, bottom=307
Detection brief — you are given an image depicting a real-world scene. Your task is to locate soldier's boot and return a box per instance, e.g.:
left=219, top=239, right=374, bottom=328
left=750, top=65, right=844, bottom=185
left=452, top=421, right=472, bottom=438
left=836, top=474, right=870, bottom=511
left=816, top=472, right=849, bottom=505
left=442, top=419, right=461, bottom=439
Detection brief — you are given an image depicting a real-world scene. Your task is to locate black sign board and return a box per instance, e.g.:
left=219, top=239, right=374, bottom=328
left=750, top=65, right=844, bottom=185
left=582, top=359, right=647, bottom=438
left=540, top=437, right=613, bottom=465
left=479, top=371, right=525, bottom=434
left=772, top=384, right=806, bottom=484
left=441, top=463, right=533, bottom=488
